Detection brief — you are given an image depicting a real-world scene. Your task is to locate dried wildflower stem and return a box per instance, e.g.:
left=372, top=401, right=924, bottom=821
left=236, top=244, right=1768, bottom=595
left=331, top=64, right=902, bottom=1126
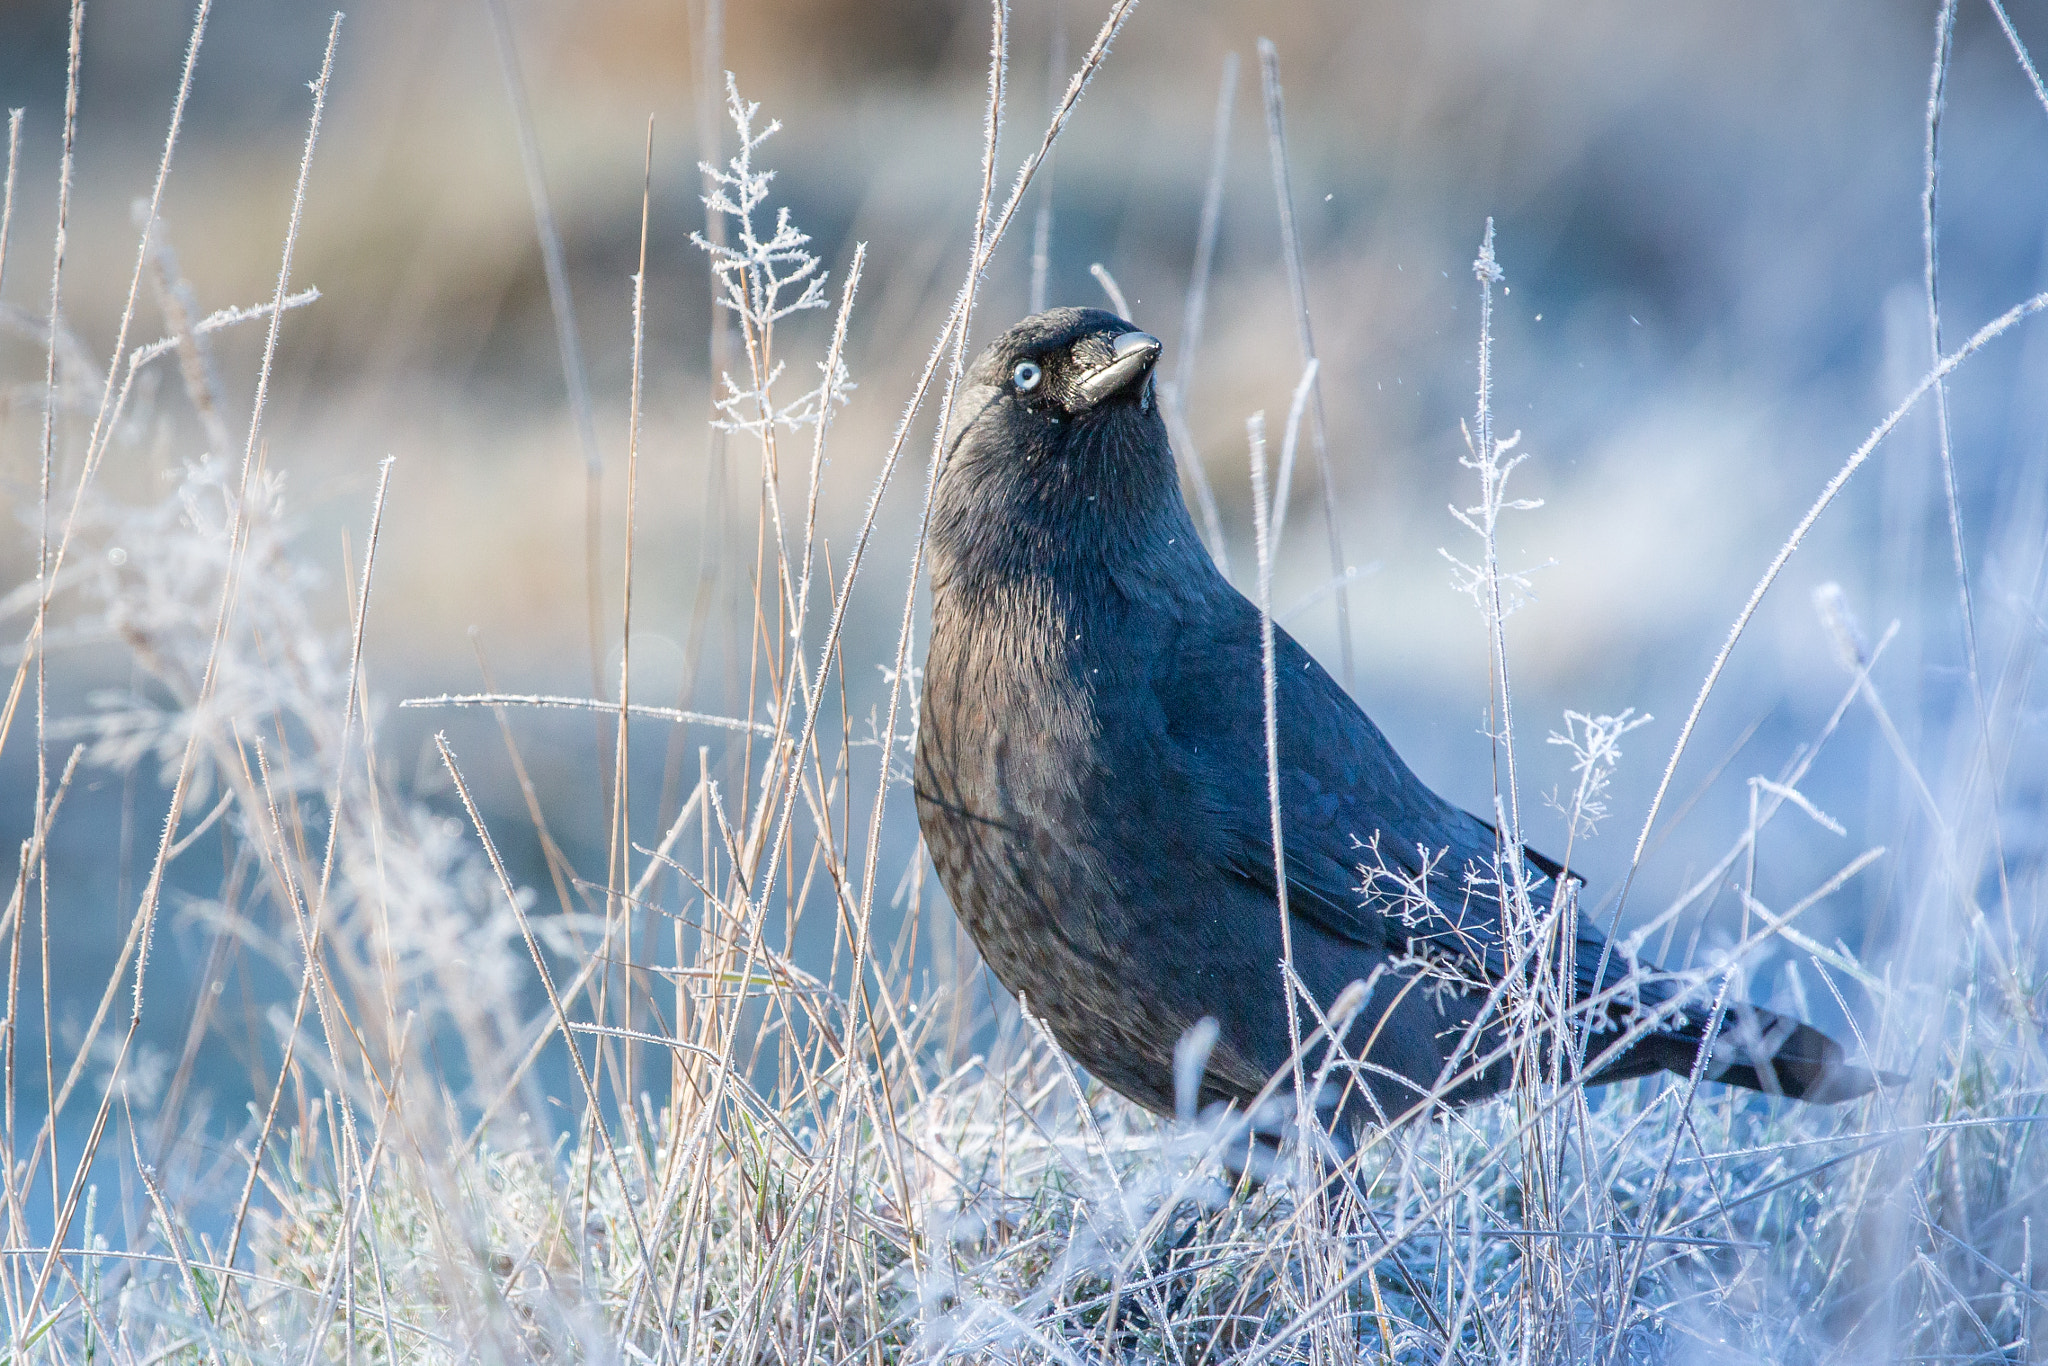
left=0, top=745, right=80, bottom=1235
left=313, top=456, right=395, bottom=958
left=785, top=247, right=870, bottom=1298
left=260, top=456, right=400, bottom=1299
left=0, top=96, right=31, bottom=1327
left=658, top=0, right=731, bottom=837
left=1089, top=260, right=1130, bottom=315
left=1247, top=411, right=1309, bottom=1139
left=607, top=115, right=655, bottom=1141
left=1027, top=7, right=1065, bottom=314
left=26, top=12, right=86, bottom=1282
left=403, top=691, right=774, bottom=735
left=1269, top=357, right=1318, bottom=552
left=9, top=7, right=80, bottom=1334
left=77, top=1, right=214, bottom=486
left=1922, top=0, right=2016, bottom=943
left=246, top=744, right=361, bottom=1257
left=1468, top=221, right=1530, bottom=865
left=1257, top=38, right=1352, bottom=683
left=1987, top=0, right=2048, bottom=115
left=481, top=0, right=611, bottom=804
left=793, top=245, right=865, bottom=647
left=16, top=0, right=210, bottom=853
left=1161, top=51, right=1238, bottom=574
left=0, top=109, right=19, bottom=300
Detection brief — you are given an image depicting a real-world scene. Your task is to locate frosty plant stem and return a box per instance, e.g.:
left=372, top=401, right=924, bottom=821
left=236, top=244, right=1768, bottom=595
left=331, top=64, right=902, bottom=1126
left=1449, top=221, right=1542, bottom=895
left=1258, top=38, right=1353, bottom=684
left=1160, top=51, right=1238, bottom=575
left=1245, top=412, right=1305, bottom=1138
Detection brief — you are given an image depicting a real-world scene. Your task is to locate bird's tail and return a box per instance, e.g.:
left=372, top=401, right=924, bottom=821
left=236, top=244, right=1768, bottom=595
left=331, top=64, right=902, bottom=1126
left=1643, top=1002, right=1899, bottom=1103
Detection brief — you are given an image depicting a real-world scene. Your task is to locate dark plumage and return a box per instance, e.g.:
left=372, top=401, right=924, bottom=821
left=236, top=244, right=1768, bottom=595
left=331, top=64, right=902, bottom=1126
left=914, top=306, right=1884, bottom=1136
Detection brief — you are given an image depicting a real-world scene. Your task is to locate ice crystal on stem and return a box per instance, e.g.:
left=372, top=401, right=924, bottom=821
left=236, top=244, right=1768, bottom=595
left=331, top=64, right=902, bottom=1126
left=693, top=74, right=851, bottom=437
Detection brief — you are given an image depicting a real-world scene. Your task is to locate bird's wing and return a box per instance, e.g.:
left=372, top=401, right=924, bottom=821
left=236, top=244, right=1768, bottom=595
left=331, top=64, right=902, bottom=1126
left=1156, top=601, right=1644, bottom=1002
left=1154, top=604, right=1466, bottom=946
left=1151, top=597, right=1872, bottom=1099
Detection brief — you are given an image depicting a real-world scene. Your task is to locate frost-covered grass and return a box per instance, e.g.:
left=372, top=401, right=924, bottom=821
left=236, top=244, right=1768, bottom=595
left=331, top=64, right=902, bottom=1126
left=5, top=1, right=2048, bottom=1362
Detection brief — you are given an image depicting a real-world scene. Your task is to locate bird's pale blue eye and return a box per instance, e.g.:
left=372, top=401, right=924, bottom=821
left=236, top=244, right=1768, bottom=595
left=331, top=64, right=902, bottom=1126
left=1012, top=360, right=1043, bottom=392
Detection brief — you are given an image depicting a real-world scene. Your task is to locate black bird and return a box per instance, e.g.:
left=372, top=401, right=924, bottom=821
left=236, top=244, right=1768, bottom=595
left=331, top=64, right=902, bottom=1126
left=914, top=306, right=1885, bottom=1137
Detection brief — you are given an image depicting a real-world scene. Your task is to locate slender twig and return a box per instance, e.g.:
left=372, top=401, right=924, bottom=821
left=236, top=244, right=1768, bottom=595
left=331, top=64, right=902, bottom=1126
left=1028, top=5, right=1065, bottom=314
left=1922, top=0, right=2016, bottom=945
left=0, top=110, right=21, bottom=303
left=1986, top=0, right=2048, bottom=118
left=656, top=0, right=730, bottom=837
left=1257, top=38, right=1353, bottom=683
left=1269, top=357, right=1318, bottom=554
left=481, top=0, right=609, bottom=762
left=402, top=692, right=775, bottom=735
left=1246, top=413, right=1307, bottom=1139
left=1162, top=51, right=1239, bottom=573
left=1083, top=261, right=1126, bottom=316
left=29, top=8, right=86, bottom=1270
left=608, top=115, right=655, bottom=1140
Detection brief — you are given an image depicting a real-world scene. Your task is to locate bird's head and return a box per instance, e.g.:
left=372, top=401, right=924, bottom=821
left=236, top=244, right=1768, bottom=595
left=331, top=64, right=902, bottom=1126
left=966, top=306, right=1164, bottom=419
left=935, top=308, right=1198, bottom=582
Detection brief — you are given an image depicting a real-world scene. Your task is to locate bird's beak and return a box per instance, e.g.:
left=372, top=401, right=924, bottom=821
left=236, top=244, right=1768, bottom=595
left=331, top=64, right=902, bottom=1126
left=1072, top=331, right=1162, bottom=410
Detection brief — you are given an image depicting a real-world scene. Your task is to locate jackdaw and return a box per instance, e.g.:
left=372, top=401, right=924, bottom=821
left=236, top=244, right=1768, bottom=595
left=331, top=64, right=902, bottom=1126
left=914, top=306, right=1886, bottom=1137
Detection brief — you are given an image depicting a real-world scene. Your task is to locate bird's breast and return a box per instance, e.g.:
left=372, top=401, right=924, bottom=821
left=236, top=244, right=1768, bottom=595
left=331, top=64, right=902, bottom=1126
left=914, top=578, right=1173, bottom=959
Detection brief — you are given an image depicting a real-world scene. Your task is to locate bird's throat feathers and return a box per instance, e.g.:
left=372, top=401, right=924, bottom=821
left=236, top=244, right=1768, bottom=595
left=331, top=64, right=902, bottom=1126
left=932, top=386, right=1208, bottom=597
